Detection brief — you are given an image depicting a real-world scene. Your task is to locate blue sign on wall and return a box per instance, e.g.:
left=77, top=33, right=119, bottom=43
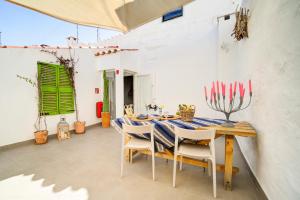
left=162, top=7, right=183, bottom=22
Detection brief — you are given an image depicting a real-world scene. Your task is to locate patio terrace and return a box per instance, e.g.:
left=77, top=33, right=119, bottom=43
left=0, top=126, right=265, bottom=200
left=0, top=0, right=299, bottom=199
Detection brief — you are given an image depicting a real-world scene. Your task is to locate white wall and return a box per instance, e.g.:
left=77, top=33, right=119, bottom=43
left=0, top=48, right=102, bottom=146
left=217, top=0, right=300, bottom=199
left=99, top=0, right=300, bottom=199
left=96, top=51, right=141, bottom=118
left=100, top=0, right=235, bottom=117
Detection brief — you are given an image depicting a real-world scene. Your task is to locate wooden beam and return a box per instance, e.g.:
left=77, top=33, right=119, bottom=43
left=139, top=149, right=239, bottom=175
left=125, top=134, right=131, bottom=161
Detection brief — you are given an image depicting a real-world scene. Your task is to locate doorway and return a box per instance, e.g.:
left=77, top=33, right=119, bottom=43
left=124, top=76, right=134, bottom=106
left=124, top=70, right=135, bottom=115
left=134, top=74, right=152, bottom=114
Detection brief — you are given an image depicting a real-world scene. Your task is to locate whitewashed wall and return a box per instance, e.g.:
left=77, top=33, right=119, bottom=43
left=99, top=0, right=300, bottom=199
left=99, top=0, right=235, bottom=117
left=0, top=48, right=102, bottom=146
left=217, top=0, right=300, bottom=199
left=96, top=51, right=141, bottom=118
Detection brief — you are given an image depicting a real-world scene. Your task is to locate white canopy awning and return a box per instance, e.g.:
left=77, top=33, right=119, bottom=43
left=7, top=0, right=193, bottom=32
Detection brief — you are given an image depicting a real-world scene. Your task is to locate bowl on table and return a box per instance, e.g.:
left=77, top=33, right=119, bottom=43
left=160, top=115, right=180, bottom=120
left=162, top=115, right=174, bottom=119
left=136, top=114, right=149, bottom=120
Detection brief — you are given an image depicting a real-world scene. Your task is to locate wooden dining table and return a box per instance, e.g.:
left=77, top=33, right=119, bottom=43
left=112, top=116, right=257, bottom=190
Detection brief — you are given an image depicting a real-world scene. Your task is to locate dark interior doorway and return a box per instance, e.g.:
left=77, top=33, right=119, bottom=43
left=124, top=76, right=134, bottom=107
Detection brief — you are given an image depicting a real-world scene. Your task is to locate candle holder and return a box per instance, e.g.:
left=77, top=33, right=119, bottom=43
left=204, top=80, right=252, bottom=127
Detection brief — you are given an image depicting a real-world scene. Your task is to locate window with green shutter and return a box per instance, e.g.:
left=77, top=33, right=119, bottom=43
left=38, top=62, right=75, bottom=116
left=58, top=65, right=75, bottom=114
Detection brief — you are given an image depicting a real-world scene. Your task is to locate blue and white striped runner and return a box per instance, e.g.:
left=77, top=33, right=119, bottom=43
left=112, top=117, right=229, bottom=152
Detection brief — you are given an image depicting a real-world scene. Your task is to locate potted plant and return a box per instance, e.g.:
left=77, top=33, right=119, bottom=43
left=17, top=75, right=48, bottom=144
left=41, top=49, right=86, bottom=134
left=101, top=70, right=110, bottom=128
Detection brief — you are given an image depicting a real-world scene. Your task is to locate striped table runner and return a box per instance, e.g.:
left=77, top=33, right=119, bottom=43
left=112, top=117, right=229, bottom=152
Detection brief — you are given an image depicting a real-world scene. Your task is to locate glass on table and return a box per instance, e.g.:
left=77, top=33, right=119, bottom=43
left=163, top=111, right=169, bottom=118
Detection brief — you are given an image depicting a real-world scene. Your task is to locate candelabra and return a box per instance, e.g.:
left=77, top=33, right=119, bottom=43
left=204, top=80, right=252, bottom=127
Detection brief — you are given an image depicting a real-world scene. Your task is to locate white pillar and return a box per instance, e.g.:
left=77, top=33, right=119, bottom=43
left=115, top=68, right=124, bottom=118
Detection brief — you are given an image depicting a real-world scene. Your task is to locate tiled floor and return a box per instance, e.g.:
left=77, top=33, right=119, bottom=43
left=0, top=126, right=265, bottom=200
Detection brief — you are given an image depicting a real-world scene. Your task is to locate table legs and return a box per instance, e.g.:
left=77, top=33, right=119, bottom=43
left=125, top=134, right=131, bottom=161
left=125, top=133, right=237, bottom=190
left=224, top=135, right=234, bottom=190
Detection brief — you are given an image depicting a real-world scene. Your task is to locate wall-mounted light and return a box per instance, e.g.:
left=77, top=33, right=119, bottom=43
left=224, top=15, right=230, bottom=20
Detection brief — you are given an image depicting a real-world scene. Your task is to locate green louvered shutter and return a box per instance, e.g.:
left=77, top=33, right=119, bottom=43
left=58, top=66, right=75, bottom=114
left=38, top=62, right=59, bottom=115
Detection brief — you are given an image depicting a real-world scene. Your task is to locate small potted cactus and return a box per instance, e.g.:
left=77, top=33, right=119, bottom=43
left=101, top=70, right=110, bottom=128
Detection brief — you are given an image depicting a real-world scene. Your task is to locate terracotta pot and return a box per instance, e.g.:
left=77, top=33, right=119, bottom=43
left=74, top=121, right=86, bottom=134
left=34, top=130, right=48, bottom=144
left=101, top=112, right=110, bottom=128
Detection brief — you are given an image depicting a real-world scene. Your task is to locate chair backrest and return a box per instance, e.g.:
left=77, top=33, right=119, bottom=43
left=122, top=124, right=153, bottom=135
left=174, top=126, right=215, bottom=140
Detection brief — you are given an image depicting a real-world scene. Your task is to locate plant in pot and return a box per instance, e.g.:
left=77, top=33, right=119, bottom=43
left=17, top=75, right=48, bottom=144
left=41, top=49, right=86, bottom=134
left=102, top=70, right=110, bottom=128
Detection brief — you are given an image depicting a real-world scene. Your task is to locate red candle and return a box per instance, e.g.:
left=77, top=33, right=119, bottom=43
left=233, top=81, right=237, bottom=95
left=239, top=83, right=242, bottom=97
left=210, top=88, right=213, bottom=102
left=217, top=81, right=220, bottom=95
left=212, top=82, right=215, bottom=95
left=204, top=86, right=207, bottom=98
left=213, top=92, right=216, bottom=102
left=222, top=83, right=225, bottom=97
left=249, top=80, right=252, bottom=93
left=229, top=83, right=232, bottom=102
left=221, top=82, right=223, bottom=96
left=242, top=83, right=244, bottom=96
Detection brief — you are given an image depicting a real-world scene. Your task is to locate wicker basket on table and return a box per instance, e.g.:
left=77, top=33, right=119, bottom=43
left=179, top=104, right=195, bottom=122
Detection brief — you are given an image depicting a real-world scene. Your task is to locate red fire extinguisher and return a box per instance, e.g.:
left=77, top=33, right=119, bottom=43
left=96, top=102, right=103, bottom=118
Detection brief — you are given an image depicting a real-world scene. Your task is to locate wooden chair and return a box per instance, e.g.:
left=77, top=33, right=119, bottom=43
left=173, top=126, right=217, bottom=198
left=121, top=124, right=156, bottom=180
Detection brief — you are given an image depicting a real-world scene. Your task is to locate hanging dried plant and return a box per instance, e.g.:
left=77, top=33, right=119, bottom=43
left=231, top=8, right=249, bottom=41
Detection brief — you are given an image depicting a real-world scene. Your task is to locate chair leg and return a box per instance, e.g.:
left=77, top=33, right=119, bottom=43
left=179, top=156, right=183, bottom=171
left=121, top=148, right=125, bottom=177
left=130, top=149, right=133, bottom=164
left=208, top=159, right=211, bottom=176
left=152, top=150, right=155, bottom=181
left=173, top=154, right=177, bottom=187
left=212, top=159, right=217, bottom=198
